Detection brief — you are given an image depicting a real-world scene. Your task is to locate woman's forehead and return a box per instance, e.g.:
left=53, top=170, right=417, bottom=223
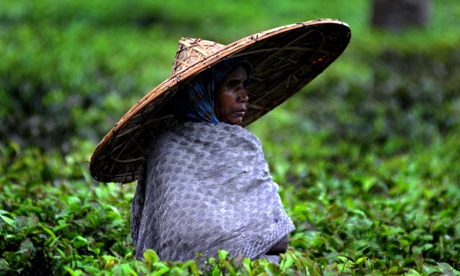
left=223, top=65, right=248, bottom=80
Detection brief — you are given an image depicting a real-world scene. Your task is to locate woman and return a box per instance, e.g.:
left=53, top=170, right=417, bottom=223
left=130, top=59, right=295, bottom=263
left=89, top=19, right=350, bottom=265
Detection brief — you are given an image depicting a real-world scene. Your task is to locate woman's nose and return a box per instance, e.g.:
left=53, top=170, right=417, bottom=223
left=238, top=89, right=249, bottom=102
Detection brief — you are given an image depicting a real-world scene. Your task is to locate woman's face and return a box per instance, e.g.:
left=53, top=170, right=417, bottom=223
left=215, top=65, right=249, bottom=125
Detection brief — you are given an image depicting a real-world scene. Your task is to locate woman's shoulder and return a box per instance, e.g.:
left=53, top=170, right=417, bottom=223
left=166, top=121, right=249, bottom=136
left=152, top=121, right=261, bottom=150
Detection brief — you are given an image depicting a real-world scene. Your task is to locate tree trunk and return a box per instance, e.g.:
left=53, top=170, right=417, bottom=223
left=371, top=0, right=431, bottom=30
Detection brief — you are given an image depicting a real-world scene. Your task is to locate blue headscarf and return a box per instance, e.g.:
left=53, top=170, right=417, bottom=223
left=175, top=58, right=251, bottom=123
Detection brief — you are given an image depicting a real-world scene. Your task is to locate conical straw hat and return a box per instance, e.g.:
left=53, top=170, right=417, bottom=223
left=90, top=19, right=351, bottom=183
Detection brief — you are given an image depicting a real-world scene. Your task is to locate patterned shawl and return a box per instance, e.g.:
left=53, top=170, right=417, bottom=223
left=131, top=122, right=295, bottom=263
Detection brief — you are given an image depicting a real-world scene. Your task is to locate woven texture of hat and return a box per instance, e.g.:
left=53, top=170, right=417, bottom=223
left=90, top=19, right=351, bottom=183
left=171, top=38, right=224, bottom=75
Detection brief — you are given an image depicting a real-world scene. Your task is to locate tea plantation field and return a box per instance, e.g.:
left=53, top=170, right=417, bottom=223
left=1, top=0, right=460, bottom=275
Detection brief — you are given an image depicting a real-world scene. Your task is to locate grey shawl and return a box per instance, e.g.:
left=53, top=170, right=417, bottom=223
left=131, top=122, right=295, bottom=263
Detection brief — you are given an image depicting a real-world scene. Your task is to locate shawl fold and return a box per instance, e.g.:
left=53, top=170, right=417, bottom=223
left=131, top=122, right=295, bottom=263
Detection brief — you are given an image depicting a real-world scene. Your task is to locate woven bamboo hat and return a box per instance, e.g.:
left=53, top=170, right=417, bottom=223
left=90, top=19, right=351, bottom=183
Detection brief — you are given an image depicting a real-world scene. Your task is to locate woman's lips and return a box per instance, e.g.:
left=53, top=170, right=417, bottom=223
left=234, top=108, right=246, bottom=117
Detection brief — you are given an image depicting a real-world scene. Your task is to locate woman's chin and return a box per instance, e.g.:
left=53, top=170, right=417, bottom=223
left=228, top=117, right=244, bottom=125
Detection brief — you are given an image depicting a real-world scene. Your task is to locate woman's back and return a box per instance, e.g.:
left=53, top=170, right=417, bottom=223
left=131, top=122, right=294, bottom=263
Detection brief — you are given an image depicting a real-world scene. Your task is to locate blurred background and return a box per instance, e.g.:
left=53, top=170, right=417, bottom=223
left=1, top=1, right=460, bottom=274
left=1, top=0, right=458, bottom=156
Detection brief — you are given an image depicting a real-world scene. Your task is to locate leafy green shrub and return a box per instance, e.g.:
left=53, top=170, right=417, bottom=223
left=0, top=22, right=176, bottom=151
left=0, top=141, right=133, bottom=275
left=2, top=0, right=460, bottom=275
left=2, top=129, right=460, bottom=274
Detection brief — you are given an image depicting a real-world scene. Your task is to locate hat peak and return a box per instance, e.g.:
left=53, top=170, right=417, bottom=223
left=171, top=38, right=225, bottom=76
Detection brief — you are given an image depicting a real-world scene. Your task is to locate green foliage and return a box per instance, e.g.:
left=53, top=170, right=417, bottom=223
left=0, top=141, right=134, bottom=275
left=2, top=0, right=460, bottom=275
left=251, top=118, right=460, bottom=274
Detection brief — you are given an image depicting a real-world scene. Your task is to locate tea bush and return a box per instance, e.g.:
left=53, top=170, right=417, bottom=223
left=1, top=0, right=460, bottom=275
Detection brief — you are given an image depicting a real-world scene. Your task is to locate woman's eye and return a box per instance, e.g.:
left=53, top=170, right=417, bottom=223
left=227, top=80, right=238, bottom=89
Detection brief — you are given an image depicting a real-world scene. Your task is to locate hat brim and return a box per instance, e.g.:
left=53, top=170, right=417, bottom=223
left=90, top=19, right=351, bottom=183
